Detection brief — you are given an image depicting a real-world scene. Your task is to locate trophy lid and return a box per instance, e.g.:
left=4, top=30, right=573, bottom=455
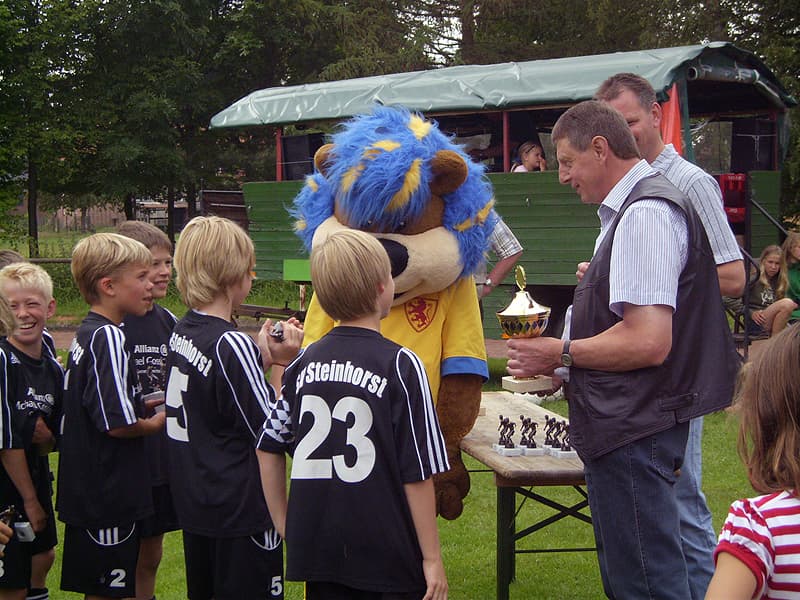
left=496, top=266, right=550, bottom=317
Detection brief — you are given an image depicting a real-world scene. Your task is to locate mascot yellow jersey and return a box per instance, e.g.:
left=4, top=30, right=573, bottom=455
left=303, top=276, right=488, bottom=400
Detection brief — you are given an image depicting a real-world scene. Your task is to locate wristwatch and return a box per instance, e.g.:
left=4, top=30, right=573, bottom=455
left=484, top=277, right=493, bottom=288
left=560, top=340, right=573, bottom=367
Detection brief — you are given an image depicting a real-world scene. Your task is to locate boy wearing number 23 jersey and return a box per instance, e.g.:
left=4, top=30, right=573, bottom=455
left=258, top=230, right=450, bottom=600
left=164, top=217, right=301, bottom=600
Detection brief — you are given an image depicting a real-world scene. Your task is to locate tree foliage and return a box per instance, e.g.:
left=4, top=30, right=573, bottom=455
left=0, top=0, right=797, bottom=241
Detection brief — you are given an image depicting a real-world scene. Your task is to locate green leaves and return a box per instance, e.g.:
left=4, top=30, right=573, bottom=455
left=1, top=0, right=797, bottom=245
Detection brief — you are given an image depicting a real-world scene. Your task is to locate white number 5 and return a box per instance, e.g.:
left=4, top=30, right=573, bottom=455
left=166, top=366, right=189, bottom=442
left=292, top=395, right=375, bottom=483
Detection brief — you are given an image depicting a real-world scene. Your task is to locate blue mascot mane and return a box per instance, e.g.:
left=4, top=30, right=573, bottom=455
left=291, top=106, right=496, bottom=277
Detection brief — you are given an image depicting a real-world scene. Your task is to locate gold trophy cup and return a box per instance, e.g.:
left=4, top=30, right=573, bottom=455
left=497, top=266, right=555, bottom=393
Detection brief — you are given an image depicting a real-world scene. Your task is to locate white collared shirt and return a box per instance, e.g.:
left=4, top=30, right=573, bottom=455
left=596, top=159, right=688, bottom=318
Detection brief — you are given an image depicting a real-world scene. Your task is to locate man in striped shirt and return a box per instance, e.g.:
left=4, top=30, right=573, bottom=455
left=597, top=73, right=745, bottom=600
left=474, top=211, right=524, bottom=302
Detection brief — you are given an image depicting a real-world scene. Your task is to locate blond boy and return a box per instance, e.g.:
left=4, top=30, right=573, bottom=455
left=116, top=221, right=177, bottom=600
left=257, top=229, right=449, bottom=600
left=57, top=233, right=165, bottom=600
left=0, top=263, right=63, bottom=600
left=164, top=216, right=300, bottom=600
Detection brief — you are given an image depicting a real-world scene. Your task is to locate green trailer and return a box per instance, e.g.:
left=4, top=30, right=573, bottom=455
left=210, top=42, right=796, bottom=337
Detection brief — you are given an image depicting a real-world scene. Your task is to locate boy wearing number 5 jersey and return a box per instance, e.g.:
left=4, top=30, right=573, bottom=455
left=258, top=229, right=450, bottom=600
left=164, top=217, right=302, bottom=600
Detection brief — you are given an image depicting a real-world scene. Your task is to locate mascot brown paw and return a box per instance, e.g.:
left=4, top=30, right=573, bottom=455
left=434, top=450, right=471, bottom=520
left=434, top=374, right=483, bottom=520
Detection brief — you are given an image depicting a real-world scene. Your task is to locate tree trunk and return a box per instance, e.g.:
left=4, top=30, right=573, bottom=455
left=186, top=181, right=197, bottom=220
left=124, top=192, right=135, bottom=220
left=711, top=0, right=727, bottom=40
left=167, top=186, right=176, bottom=246
left=460, top=0, right=477, bottom=63
left=27, top=157, right=39, bottom=258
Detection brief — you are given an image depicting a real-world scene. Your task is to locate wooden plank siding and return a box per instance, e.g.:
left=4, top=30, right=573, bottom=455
left=482, top=172, right=597, bottom=337
left=489, top=172, right=597, bottom=286
left=243, top=172, right=597, bottom=339
left=243, top=181, right=305, bottom=280
left=241, top=170, right=772, bottom=340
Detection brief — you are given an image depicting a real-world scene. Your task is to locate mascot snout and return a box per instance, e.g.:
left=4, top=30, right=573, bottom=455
left=377, top=238, right=408, bottom=279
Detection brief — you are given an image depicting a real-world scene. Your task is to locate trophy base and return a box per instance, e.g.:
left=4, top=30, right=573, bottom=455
left=523, top=447, right=545, bottom=456
left=551, top=449, right=578, bottom=459
left=494, top=446, right=523, bottom=457
left=502, top=375, right=554, bottom=394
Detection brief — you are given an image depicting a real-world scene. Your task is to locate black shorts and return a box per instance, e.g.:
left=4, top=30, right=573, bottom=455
left=139, top=484, right=179, bottom=538
left=183, top=529, right=283, bottom=600
left=13, top=465, right=58, bottom=556
left=60, top=522, right=141, bottom=598
left=305, top=581, right=424, bottom=600
left=0, top=531, right=32, bottom=590
left=29, top=509, right=58, bottom=556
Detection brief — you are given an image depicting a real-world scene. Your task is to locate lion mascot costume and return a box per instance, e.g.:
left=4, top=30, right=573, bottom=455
left=292, top=106, right=495, bottom=519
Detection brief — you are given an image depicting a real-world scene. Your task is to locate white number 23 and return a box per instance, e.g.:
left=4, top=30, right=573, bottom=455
left=291, top=395, right=375, bottom=483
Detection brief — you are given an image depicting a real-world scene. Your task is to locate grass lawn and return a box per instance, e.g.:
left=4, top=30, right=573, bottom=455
left=43, top=397, right=750, bottom=599
left=23, top=231, right=751, bottom=598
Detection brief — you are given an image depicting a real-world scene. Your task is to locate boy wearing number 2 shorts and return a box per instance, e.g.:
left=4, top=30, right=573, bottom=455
left=57, top=234, right=166, bottom=599
left=257, top=229, right=450, bottom=600
left=164, top=216, right=301, bottom=600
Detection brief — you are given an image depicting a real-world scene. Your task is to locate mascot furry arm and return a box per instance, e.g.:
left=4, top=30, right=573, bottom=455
left=291, top=106, right=496, bottom=520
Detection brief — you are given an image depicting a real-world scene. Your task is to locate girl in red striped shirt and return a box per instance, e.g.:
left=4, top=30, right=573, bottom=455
left=707, top=324, right=800, bottom=600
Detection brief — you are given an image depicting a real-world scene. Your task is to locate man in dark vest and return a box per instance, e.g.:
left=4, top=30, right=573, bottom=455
left=506, top=100, right=740, bottom=599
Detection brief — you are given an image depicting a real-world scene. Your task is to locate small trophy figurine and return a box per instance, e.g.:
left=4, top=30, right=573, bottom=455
left=497, top=265, right=554, bottom=393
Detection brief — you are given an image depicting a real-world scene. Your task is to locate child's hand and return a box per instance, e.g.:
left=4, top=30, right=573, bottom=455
left=143, top=391, right=166, bottom=415
left=0, top=520, right=12, bottom=555
left=285, top=316, right=304, bottom=331
left=32, top=416, right=56, bottom=454
left=141, top=411, right=166, bottom=434
left=259, top=319, right=303, bottom=368
left=422, top=556, right=448, bottom=600
left=24, top=497, right=47, bottom=533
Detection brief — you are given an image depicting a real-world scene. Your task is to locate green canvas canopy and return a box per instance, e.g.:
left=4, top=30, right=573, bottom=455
left=210, top=42, right=795, bottom=129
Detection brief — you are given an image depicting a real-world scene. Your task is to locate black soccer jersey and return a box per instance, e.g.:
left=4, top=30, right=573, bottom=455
left=165, top=310, right=276, bottom=537
left=42, top=329, right=57, bottom=361
left=257, top=326, right=450, bottom=593
left=56, top=312, right=152, bottom=528
left=0, top=337, right=64, bottom=519
left=0, top=343, right=25, bottom=450
left=123, top=303, right=177, bottom=485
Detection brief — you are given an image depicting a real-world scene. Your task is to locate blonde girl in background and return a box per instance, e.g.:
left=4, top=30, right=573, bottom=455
left=768, top=232, right=800, bottom=333
left=511, top=140, right=547, bottom=172
left=727, top=244, right=796, bottom=336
